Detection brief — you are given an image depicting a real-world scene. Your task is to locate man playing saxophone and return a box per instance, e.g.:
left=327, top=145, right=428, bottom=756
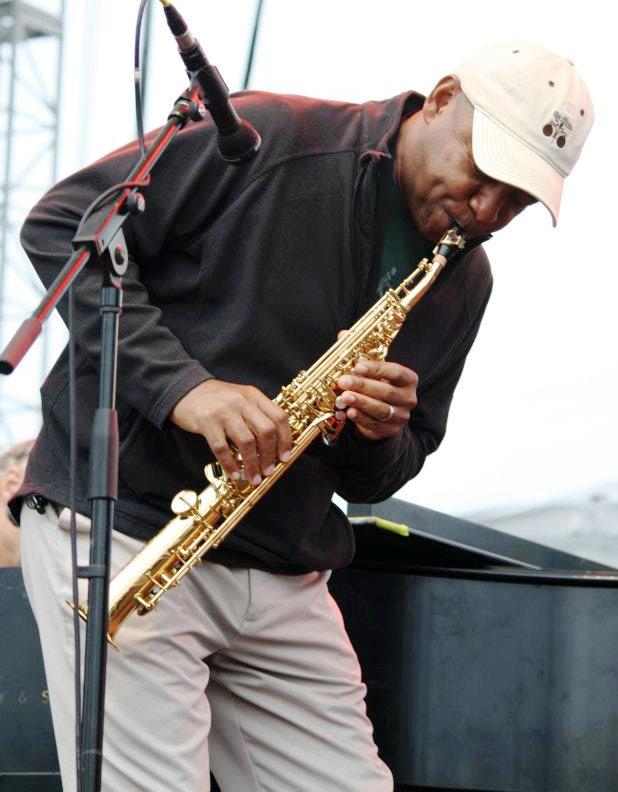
left=13, top=42, right=593, bottom=791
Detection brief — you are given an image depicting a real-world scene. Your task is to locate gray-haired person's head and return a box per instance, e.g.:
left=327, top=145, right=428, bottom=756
left=0, top=439, right=35, bottom=476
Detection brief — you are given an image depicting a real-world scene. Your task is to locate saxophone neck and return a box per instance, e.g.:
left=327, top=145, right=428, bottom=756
left=397, top=226, right=466, bottom=311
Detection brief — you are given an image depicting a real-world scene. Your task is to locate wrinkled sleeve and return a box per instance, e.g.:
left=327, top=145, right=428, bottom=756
left=20, top=118, right=245, bottom=428
left=330, top=273, right=493, bottom=503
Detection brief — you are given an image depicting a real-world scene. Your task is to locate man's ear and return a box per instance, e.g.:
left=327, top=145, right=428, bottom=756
left=423, top=74, right=462, bottom=123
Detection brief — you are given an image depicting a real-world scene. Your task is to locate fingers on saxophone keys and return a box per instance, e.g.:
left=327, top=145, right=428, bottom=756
left=337, top=374, right=372, bottom=399
left=244, top=409, right=280, bottom=478
left=229, top=422, right=262, bottom=486
left=208, top=430, right=243, bottom=482
left=343, top=393, right=405, bottom=427
left=235, top=403, right=291, bottom=483
left=261, top=401, right=293, bottom=465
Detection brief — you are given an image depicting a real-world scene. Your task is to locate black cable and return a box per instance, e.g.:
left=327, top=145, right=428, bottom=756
left=75, top=174, right=152, bottom=236
left=242, top=0, right=265, bottom=90
left=134, top=0, right=150, bottom=158
left=140, top=2, right=154, bottom=128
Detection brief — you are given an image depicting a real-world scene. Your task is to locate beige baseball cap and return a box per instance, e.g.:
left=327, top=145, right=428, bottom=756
left=454, top=41, right=594, bottom=226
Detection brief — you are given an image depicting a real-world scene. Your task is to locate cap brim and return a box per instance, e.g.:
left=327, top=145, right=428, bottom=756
left=472, top=108, right=563, bottom=227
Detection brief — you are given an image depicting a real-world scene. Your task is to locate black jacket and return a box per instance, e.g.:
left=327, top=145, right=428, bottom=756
left=14, top=90, right=492, bottom=572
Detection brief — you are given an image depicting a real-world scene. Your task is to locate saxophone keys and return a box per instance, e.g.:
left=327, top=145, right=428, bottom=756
left=205, top=462, right=227, bottom=487
left=320, top=413, right=345, bottom=446
left=231, top=478, right=253, bottom=496
left=135, top=594, right=155, bottom=613
left=366, top=344, right=388, bottom=360
left=171, top=489, right=200, bottom=518
left=174, top=545, right=191, bottom=560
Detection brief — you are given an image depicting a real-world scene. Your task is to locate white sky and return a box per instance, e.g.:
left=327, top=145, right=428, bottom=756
left=3, top=0, right=617, bottom=516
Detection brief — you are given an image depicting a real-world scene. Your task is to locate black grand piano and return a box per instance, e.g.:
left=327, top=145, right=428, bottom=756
left=2, top=497, right=618, bottom=792
left=329, top=498, right=618, bottom=792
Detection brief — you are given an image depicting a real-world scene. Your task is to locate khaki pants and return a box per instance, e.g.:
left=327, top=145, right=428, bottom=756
left=20, top=502, right=393, bottom=792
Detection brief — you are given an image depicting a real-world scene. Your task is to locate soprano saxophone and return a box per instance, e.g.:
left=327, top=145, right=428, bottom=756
left=73, top=227, right=465, bottom=643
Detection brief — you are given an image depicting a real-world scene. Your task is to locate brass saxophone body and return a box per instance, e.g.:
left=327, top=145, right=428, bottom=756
left=73, top=227, right=465, bottom=643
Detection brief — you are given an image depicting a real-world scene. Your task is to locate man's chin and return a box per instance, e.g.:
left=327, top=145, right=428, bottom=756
left=412, top=204, right=463, bottom=242
left=418, top=217, right=452, bottom=243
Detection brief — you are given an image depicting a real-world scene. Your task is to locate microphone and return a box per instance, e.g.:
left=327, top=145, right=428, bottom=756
left=162, top=2, right=261, bottom=164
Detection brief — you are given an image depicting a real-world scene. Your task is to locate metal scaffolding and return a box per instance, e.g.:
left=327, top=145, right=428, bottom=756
left=0, top=0, right=64, bottom=447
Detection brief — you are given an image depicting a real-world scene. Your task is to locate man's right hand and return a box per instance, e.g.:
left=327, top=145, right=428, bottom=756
left=169, top=379, right=292, bottom=486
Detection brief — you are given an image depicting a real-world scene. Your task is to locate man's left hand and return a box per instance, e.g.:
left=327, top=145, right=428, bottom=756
left=335, top=360, right=418, bottom=441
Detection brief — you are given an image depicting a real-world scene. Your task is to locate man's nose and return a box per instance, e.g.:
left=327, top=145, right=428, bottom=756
left=469, top=183, right=509, bottom=226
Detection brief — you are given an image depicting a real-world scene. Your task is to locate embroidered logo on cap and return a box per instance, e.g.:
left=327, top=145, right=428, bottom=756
left=542, top=111, right=573, bottom=149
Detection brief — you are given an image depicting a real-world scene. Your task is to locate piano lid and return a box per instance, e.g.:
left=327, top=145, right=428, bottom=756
left=348, top=497, right=614, bottom=573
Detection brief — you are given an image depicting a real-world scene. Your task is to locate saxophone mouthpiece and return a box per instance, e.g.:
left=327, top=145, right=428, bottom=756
left=432, top=226, right=466, bottom=263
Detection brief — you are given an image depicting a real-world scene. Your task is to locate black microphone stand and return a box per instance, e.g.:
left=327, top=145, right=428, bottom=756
left=0, top=83, right=206, bottom=792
